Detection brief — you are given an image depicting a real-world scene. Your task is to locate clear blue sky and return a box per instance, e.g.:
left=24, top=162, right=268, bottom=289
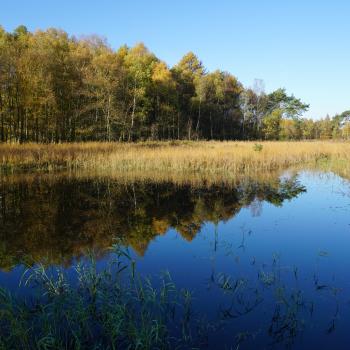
left=1, top=0, right=349, bottom=119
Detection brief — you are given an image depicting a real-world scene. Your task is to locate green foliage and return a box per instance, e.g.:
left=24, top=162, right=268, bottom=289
left=266, top=88, right=309, bottom=119
left=279, top=119, right=301, bottom=140
left=262, top=109, right=282, bottom=140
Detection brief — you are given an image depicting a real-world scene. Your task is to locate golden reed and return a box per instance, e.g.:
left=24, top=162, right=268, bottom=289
left=1, top=141, right=349, bottom=175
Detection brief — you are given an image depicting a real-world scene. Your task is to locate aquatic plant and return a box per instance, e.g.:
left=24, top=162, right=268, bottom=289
left=0, top=241, right=346, bottom=349
left=0, top=246, right=207, bottom=350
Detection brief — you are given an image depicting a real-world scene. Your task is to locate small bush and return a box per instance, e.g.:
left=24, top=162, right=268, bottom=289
left=253, top=143, right=263, bottom=152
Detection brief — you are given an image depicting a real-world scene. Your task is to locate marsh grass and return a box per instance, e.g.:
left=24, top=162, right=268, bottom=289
left=0, top=243, right=344, bottom=349
left=0, top=246, right=207, bottom=350
left=1, top=141, right=350, bottom=176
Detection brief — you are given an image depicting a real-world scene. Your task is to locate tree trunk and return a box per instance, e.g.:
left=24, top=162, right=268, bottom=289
left=210, top=111, right=213, bottom=139
left=187, top=119, right=192, bottom=140
left=195, top=97, right=201, bottom=140
left=106, top=95, right=111, bottom=141
left=128, top=86, right=136, bottom=142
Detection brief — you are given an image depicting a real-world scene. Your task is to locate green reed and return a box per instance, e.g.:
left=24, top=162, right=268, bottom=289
left=0, top=245, right=205, bottom=350
left=0, top=241, right=344, bottom=349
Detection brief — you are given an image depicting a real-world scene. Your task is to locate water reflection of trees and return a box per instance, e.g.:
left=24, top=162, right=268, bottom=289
left=0, top=174, right=306, bottom=269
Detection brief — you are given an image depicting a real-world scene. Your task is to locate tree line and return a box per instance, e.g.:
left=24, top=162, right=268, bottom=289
left=0, top=25, right=349, bottom=143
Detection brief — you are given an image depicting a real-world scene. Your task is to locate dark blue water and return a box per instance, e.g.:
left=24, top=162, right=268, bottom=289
left=0, top=170, right=349, bottom=348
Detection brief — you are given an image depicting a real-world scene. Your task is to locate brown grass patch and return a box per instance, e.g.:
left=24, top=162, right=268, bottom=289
left=1, top=141, right=350, bottom=176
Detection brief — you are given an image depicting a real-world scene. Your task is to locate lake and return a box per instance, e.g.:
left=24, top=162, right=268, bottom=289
left=1, top=169, right=350, bottom=349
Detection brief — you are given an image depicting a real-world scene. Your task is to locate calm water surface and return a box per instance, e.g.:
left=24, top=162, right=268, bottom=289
left=1, top=170, right=350, bottom=349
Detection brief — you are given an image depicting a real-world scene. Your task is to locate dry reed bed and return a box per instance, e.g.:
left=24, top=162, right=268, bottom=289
left=1, top=141, right=349, bottom=175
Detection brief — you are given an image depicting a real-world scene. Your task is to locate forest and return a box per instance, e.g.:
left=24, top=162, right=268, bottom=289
left=0, top=25, right=349, bottom=143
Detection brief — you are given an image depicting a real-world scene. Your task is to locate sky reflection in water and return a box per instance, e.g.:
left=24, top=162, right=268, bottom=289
left=0, top=170, right=349, bottom=349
